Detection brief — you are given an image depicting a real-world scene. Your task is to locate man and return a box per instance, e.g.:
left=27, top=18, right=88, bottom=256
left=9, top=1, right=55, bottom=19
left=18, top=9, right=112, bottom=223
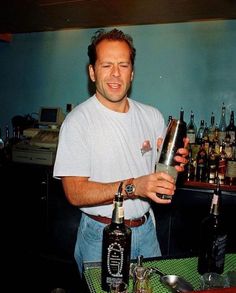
left=53, top=28, right=188, bottom=275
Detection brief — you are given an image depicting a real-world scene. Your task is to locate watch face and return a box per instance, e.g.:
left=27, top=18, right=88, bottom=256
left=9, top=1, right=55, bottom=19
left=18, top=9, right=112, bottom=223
left=125, top=184, right=135, bottom=194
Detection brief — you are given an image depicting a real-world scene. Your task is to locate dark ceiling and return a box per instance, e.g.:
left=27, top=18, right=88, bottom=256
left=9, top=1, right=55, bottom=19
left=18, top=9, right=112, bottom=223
left=1, top=0, right=236, bottom=34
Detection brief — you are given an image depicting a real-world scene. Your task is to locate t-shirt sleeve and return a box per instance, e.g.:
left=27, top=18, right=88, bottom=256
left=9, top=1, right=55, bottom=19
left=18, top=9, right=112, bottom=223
left=53, top=113, right=90, bottom=178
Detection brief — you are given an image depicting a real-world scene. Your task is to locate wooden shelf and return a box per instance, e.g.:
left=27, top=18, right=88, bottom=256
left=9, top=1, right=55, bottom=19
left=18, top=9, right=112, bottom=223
left=183, top=180, right=236, bottom=192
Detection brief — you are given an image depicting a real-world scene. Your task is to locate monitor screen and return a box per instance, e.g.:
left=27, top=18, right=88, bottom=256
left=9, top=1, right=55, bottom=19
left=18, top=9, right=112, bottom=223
left=38, top=107, right=64, bottom=126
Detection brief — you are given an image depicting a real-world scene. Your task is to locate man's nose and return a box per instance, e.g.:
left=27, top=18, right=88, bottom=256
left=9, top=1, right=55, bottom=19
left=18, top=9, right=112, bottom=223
left=111, top=65, right=120, bottom=77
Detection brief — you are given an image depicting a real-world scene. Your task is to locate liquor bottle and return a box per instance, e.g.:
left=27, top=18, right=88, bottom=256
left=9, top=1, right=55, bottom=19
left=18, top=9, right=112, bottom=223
left=203, top=122, right=210, bottom=154
left=197, top=178, right=227, bottom=275
left=196, top=142, right=208, bottom=182
left=224, top=132, right=232, bottom=159
left=225, top=139, right=236, bottom=185
left=208, top=112, right=216, bottom=143
left=179, top=107, right=187, bottom=134
left=214, top=123, right=220, bottom=156
left=196, top=120, right=205, bottom=145
left=207, top=142, right=218, bottom=184
left=226, top=110, right=236, bottom=143
left=101, top=182, right=132, bottom=292
left=167, top=115, right=173, bottom=125
left=218, top=103, right=227, bottom=145
left=217, top=143, right=227, bottom=185
left=185, top=144, right=195, bottom=181
left=179, top=107, right=187, bottom=144
left=187, top=110, right=197, bottom=145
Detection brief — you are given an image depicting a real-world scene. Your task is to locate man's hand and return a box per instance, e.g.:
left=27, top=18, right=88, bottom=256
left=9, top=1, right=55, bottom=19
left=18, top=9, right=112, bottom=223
left=174, top=137, right=189, bottom=172
left=133, top=172, right=176, bottom=204
left=157, top=137, right=189, bottom=172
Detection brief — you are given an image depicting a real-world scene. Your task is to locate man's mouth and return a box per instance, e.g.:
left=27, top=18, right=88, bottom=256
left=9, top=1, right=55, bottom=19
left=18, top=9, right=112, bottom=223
left=107, top=82, right=121, bottom=89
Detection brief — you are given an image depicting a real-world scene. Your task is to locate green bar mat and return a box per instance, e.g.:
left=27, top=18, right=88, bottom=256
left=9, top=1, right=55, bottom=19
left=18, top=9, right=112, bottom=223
left=84, top=254, right=236, bottom=293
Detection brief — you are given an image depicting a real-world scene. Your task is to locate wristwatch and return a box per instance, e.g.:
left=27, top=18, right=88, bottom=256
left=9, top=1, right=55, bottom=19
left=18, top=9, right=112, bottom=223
left=124, top=178, right=136, bottom=198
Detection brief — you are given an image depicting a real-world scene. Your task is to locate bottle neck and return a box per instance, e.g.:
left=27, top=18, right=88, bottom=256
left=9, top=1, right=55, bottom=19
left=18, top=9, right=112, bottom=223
left=219, top=105, right=226, bottom=128
left=210, top=182, right=221, bottom=216
left=210, top=115, right=215, bottom=127
left=111, top=194, right=124, bottom=225
left=210, top=193, right=220, bottom=216
left=229, top=111, right=235, bottom=127
left=180, top=108, right=184, bottom=122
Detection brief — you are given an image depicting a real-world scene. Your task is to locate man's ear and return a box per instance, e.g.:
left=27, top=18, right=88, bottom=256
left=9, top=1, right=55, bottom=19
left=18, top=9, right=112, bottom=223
left=131, top=70, right=134, bottom=82
left=88, top=64, right=95, bottom=82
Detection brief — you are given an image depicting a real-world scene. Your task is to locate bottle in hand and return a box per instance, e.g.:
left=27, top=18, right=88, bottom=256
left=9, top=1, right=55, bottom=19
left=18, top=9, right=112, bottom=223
left=197, top=178, right=227, bottom=275
left=101, top=182, right=132, bottom=292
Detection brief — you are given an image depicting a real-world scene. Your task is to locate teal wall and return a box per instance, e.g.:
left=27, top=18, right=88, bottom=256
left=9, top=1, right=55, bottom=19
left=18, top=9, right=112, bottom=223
left=0, top=20, right=236, bottom=136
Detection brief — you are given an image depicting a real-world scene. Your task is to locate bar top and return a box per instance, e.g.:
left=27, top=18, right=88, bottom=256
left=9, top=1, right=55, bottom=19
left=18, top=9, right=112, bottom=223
left=84, top=254, right=236, bottom=293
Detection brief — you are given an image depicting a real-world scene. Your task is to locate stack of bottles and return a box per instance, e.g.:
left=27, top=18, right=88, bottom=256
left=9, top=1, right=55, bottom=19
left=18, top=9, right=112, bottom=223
left=177, top=104, right=236, bottom=185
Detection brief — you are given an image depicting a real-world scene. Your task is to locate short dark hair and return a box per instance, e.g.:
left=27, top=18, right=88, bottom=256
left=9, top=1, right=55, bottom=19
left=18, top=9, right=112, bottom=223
left=88, top=28, right=136, bottom=67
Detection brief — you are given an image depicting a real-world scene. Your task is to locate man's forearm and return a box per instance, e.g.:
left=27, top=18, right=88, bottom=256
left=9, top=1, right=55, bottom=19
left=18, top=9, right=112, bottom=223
left=62, top=176, right=121, bottom=207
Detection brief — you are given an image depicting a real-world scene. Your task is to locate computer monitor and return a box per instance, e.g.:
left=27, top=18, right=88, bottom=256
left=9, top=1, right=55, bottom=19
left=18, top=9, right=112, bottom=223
left=38, top=107, right=64, bottom=127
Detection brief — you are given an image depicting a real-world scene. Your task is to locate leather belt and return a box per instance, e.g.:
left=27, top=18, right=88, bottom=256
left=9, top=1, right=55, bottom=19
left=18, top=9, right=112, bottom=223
left=86, top=211, right=150, bottom=228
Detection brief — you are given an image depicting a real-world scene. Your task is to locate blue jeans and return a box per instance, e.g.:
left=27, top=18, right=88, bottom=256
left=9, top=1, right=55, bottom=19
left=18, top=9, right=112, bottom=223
left=74, top=212, right=162, bottom=276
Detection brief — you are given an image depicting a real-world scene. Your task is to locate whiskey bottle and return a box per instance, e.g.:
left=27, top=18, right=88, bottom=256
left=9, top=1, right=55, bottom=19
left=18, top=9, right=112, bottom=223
left=179, top=107, right=187, bottom=134
left=185, top=144, right=195, bottom=181
left=208, top=112, right=216, bottom=143
left=187, top=110, right=197, bottom=145
left=196, top=120, right=205, bottom=145
left=196, top=141, right=208, bottom=182
left=101, top=182, right=132, bottom=292
left=217, top=143, right=227, bottom=185
left=218, top=103, right=227, bottom=145
left=207, top=142, right=218, bottom=184
left=197, top=178, right=227, bottom=275
left=225, top=139, right=236, bottom=185
left=226, top=110, right=236, bottom=143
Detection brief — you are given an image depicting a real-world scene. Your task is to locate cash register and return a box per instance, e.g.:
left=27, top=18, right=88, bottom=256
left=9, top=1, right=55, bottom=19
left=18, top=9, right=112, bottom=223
left=12, top=107, right=65, bottom=166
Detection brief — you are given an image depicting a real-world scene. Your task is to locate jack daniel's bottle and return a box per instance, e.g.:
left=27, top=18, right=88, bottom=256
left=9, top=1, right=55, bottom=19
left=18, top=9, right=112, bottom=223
left=197, top=178, right=227, bottom=275
left=101, top=182, right=132, bottom=292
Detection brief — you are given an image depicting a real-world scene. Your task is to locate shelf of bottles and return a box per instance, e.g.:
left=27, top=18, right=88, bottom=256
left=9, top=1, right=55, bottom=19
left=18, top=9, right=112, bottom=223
left=179, top=103, right=236, bottom=191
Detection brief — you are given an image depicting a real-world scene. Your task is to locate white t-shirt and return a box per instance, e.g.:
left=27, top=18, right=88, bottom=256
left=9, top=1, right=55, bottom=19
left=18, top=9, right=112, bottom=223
left=53, top=95, right=165, bottom=218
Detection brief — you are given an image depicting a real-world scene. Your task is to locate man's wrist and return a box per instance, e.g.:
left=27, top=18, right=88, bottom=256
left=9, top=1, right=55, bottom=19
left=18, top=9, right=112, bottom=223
left=123, top=178, right=136, bottom=199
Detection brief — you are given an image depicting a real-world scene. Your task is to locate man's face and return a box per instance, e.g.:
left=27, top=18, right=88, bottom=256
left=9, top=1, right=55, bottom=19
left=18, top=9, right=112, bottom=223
left=89, top=39, right=134, bottom=111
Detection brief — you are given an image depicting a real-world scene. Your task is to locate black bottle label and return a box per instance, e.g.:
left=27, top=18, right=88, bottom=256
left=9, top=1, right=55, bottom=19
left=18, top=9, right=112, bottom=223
left=212, top=234, right=227, bottom=269
left=107, top=242, right=124, bottom=276
left=198, top=221, right=227, bottom=275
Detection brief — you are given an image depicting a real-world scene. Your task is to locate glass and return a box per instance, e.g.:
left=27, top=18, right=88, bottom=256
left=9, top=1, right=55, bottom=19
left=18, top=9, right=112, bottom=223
left=200, top=272, right=227, bottom=290
left=109, top=281, right=128, bottom=293
left=156, top=118, right=186, bottom=199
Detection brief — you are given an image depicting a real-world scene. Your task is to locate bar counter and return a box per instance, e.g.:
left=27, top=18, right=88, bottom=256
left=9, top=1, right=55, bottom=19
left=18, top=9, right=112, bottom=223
left=183, top=180, right=236, bottom=193
left=83, top=253, right=236, bottom=293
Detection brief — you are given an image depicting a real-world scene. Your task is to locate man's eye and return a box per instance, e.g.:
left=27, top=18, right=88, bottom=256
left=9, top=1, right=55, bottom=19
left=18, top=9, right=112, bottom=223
left=120, top=65, right=128, bottom=68
left=102, top=64, right=111, bottom=68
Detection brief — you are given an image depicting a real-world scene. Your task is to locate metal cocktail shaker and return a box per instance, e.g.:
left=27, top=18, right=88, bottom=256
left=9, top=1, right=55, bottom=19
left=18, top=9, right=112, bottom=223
left=156, top=118, right=187, bottom=199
